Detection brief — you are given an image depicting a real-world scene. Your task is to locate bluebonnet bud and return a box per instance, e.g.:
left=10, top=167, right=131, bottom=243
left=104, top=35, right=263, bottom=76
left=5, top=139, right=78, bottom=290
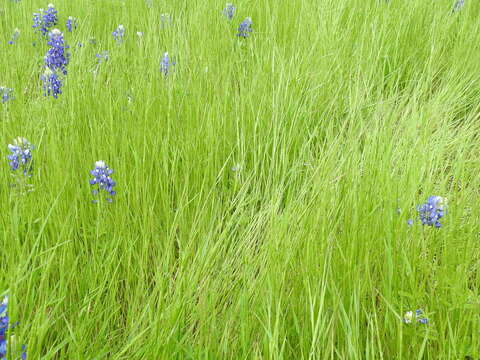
left=45, top=29, right=69, bottom=75
left=223, top=3, right=236, bottom=20
left=112, top=25, right=125, bottom=43
left=453, top=0, right=465, bottom=12
left=412, top=195, right=447, bottom=228
left=89, top=160, right=116, bottom=203
left=66, top=16, right=78, bottom=32
left=8, top=28, right=20, bottom=45
left=160, top=52, right=175, bottom=76
left=403, top=309, right=428, bottom=324
left=7, top=138, right=34, bottom=177
left=237, top=17, right=253, bottom=38
left=0, top=87, right=14, bottom=104
left=32, top=4, right=58, bottom=36
left=41, top=68, right=62, bottom=98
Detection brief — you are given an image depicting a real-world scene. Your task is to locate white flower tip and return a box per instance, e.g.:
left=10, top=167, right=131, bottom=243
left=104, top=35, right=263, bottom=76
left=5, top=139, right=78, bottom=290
left=51, top=28, right=62, bottom=36
left=95, top=160, right=106, bottom=168
left=48, top=3, right=54, bottom=7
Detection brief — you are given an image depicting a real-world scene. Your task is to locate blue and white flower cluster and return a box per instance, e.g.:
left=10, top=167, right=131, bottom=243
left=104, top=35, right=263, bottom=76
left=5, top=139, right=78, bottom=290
left=41, top=29, right=70, bottom=98
left=7, top=137, right=34, bottom=177
left=89, top=160, right=117, bottom=203
left=112, top=24, right=125, bottom=44
left=403, top=309, right=428, bottom=325
left=0, top=296, right=27, bottom=360
left=32, top=4, right=58, bottom=36
left=408, top=196, right=447, bottom=228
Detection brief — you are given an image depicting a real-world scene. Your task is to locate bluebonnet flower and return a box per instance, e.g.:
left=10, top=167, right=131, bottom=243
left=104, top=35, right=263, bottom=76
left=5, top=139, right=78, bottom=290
left=7, top=138, right=34, bottom=177
left=0, top=87, right=14, bottom=104
left=32, top=4, right=58, bottom=36
left=160, top=52, right=175, bottom=76
left=403, top=309, right=428, bottom=324
left=0, top=297, right=27, bottom=360
left=8, top=28, right=20, bottom=45
left=66, top=16, right=78, bottom=32
left=89, top=160, right=116, bottom=203
left=223, top=3, right=236, bottom=20
left=237, top=17, right=253, bottom=38
left=112, top=24, right=125, bottom=43
left=453, top=0, right=465, bottom=12
left=409, top=195, right=447, bottom=228
left=96, top=51, right=109, bottom=64
left=0, top=296, right=8, bottom=360
left=41, top=68, right=62, bottom=98
left=45, top=29, right=69, bottom=75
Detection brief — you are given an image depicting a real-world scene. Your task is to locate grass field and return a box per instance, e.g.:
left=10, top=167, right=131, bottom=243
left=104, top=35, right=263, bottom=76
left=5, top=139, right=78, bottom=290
left=1, top=0, right=480, bottom=358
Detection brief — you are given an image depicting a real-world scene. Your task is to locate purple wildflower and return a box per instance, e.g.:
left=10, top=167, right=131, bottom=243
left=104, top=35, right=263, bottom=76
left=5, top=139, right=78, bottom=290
left=44, top=29, right=69, bottom=75
left=237, top=17, right=253, bottom=38
left=89, top=160, right=116, bottom=203
left=416, top=196, right=447, bottom=228
left=66, top=16, right=78, bottom=32
left=41, top=68, right=62, bottom=98
left=0, top=87, right=14, bottom=104
left=0, top=297, right=27, bottom=360
left=7, top=138, right=34, bottom=177
left=160, top=52, right=175, bottom=76
left=32, top=4, right=58, bottom=36
left=223, top=3, right=236, bottom=20
left=112, top=25, right=125, bottom=43
left=96, top=51, right=109, bottom=64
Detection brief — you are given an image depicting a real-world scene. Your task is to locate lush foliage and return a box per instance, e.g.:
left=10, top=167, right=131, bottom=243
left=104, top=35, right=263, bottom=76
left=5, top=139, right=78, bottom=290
left=1, top=0, right=480, bottom=358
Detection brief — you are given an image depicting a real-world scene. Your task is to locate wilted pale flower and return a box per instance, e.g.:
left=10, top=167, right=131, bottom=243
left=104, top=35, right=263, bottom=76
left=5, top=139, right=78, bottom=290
left=404, top=309, right=428, bottom=324
left=7, top=138, right=34, bottom=177
left=32, top=4, right=58, bottom=36
left=453, top=0, right=465, bottom=12
left=89, top=160, right=116, bottom=203
left=160, top=52, right=175, bottom=76
left=136, top=31, right=144, bottom=38
left=66, top=16, right=78, bottom=32
left=41, top=68, right=62, bottom=98
left=112, top=24, right=125, bottom=43
left=223, top=3, right=236, bottom=20
left=45, top=29, right=70, bottom=75
left=237, top=17, right=253, bottom=38
left=0, top=87, right=14, bottom=104
left=160, top=13, right=171, bottom=28
left=8, top=28, right=20, bottom=45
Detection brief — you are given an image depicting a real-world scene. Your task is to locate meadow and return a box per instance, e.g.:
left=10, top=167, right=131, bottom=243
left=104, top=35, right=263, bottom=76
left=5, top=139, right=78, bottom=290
left=1, top=0, right=480, bottom=358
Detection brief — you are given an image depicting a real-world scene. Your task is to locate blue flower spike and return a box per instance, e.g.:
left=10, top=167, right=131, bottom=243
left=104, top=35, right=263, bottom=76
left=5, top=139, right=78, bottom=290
left=89, top=160, right=117, bottom=203
left=237, top=17, right=253, bottom=38
left=32, top=4, right=58, bottom=36
left=223, top=3, right=236, bottom=20
left=7, top=137, right=34, bottom=177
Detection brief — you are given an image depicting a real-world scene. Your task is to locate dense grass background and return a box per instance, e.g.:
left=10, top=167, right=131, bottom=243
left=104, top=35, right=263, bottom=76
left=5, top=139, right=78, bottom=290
left=1, top=0, right=480, bottom=358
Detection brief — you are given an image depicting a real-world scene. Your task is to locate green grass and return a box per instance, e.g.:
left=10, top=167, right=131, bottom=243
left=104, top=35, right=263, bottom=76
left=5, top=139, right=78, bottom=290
left=1, top=0, right=480, bottom=358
